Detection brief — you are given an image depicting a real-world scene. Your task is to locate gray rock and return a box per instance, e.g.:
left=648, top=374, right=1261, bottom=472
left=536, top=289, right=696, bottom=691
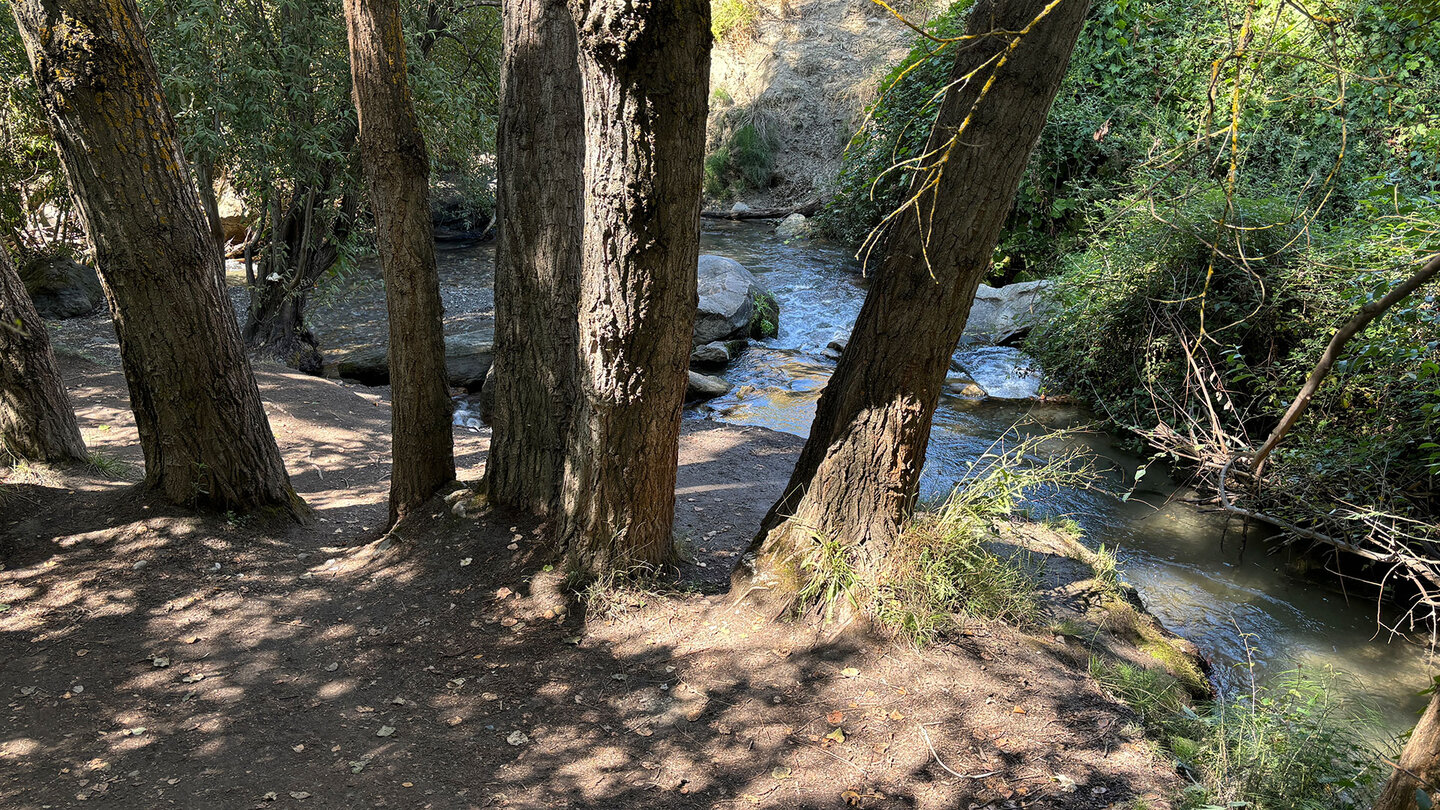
left=336, top=330, right=494, bottom=390
left=689, top=341, right=732, bottom=368
left=695, top=254, right=780, bottom=345
left=962, top=280, right=1054, bottom=344
left=21, top=257, right=103, bottom=319
left=729, top=201, right=752, bottom=215
left=775, top=213, right=814, bottom=240
left=686, top=371, right=731, bottom=401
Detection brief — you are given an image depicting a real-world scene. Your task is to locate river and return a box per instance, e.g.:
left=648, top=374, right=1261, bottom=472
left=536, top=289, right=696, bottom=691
left=692, top=220, right=1436, bottom=736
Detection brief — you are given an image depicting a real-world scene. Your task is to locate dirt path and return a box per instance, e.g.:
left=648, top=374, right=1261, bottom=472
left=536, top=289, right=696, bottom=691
left=2, top=362, right=1180, bottom=810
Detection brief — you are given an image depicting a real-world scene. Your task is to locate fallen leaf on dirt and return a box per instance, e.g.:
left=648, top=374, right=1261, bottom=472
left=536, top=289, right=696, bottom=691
left=151, top=656, right=170, bottom=668
left=888, top=710, right=905, bottom=721
left=262, top=791, right=278, bottom=801
left=506, top=731, right=529, bottom=746
left=402, top=782, right=414, bottom=787
left=826, top=711, right=845, bottom=725
left=76, top=649, right=88, bottom=657
left=1012, top=706, right=1027, bottom=714
left=500, top=617, right=518, bottom=627
left=181, top=673, right=204, bottom=683
left=482, top=692, right=499, bottom=701
left=348, top=759, right=369, bottom=773
left=376, top=726, right=395, bottom=737
left=19, top=687, right=35, bottom=696
left=771, top=766, right=792, bottom=780
left=447, top=716, right=462, bottom=726
left=824, top=728, right=846, bottom=744
left=495, top=587, right=512, bottom=599
left=121, top=727, right=146, bottom=737
left=390, top=696, right=407, bottom=705
left=323, top=663, right=339, bottom=672
left=292, top=744, right=304, bottom=753
left=446, top=678, right=466, bottom=689
left=840, top=667, right=860, bottom=678
left=289, top=792, right=310, bottom=800
left=72, top=684, right=84, bottom=693
left=460, top=558, right=473, bottom=567
left=610, top=673, right=627, bottom=681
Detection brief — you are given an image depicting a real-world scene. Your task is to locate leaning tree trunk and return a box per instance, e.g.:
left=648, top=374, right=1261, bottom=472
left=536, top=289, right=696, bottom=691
left=11, top=0, right=303, bottom=515
left=483, top=0, right=584, bottom=516
left=345, top=0, right=456, bottom=527
left=0, top=242, right=86, bottom=463
left=559, top=0, right=710, bottom=574
left=1375, top=688, right=1440, bottom=810
left=740, top=0, right=1091, bottom=590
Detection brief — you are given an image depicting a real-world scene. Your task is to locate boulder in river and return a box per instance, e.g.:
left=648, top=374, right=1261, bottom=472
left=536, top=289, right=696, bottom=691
left=336, top=330, right=494, bottom=390
left=962, top=280, right=1054, bottom=344
left=775, top=213, right=814, bottom=240
left=690, top=341, right=732, bottom=369
left=686, top=370, right=732, bottom=401
left=695, top=254, right=780, bottom=345
left=21, top=256, right=104, bottom=319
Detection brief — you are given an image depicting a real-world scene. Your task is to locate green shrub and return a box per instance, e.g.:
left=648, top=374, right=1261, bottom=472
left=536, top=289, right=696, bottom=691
left=1095, top=665, right=1388, bottom=810
left=712, top=0, right=757, bottom=42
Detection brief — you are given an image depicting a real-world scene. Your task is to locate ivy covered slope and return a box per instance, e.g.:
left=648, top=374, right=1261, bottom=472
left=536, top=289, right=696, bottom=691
left=829, top=0, right=1440, bottom=552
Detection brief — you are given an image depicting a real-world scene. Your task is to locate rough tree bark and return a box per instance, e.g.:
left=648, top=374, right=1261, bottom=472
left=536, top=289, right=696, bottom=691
left=344, top=0, right=456, bottom=526
left=740, top=0, right=1091, bottom=589
left=559, top=0, right=710, bottom=574
left=1375, top=687, right=1440, bottom=810
left=482, top=0, right=584, bottom=516
left=0, top=242, right=86, bottom=463
left=11, top=0, right=303, bottom=515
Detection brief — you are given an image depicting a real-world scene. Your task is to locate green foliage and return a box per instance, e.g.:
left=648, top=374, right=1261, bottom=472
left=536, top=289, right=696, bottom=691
left=797, top=533, right=861, bottom=622
left=0, top=16, right=72, bottom=261
left=873, top=495, right=1040, bottom=644
left=705, top=120, right=777, bottom=199
left=1031, top=188, right=1440, bottom=531
left=826, top=0, right=1440, bottom=283
left=712, top=0, right=758, bottom=42
left=1095, top=664, right=1388, bottom=809
left=796, top=429, right=1095, bottom=644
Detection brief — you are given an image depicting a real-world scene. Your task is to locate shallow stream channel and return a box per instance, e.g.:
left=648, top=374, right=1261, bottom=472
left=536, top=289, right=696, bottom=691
left=692, top=220, right=1436, bottom=736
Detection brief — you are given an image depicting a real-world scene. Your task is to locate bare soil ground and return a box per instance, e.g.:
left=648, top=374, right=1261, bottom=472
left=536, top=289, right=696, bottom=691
left=4, top=259, right=1186, bottom=807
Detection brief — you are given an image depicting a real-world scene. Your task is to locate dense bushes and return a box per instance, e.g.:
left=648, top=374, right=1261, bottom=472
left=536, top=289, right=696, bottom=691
left=829, top=0, right=1440, bottom=565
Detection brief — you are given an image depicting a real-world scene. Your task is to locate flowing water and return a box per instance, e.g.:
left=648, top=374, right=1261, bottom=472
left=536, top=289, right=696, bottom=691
left=693, top=220, right=1436, bottom=735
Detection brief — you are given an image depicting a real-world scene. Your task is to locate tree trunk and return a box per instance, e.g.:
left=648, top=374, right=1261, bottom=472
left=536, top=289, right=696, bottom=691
left=242, top=179, right=356, bottom=375
left=195, top=156, right=227, bottom=261
left=0, top=242, right=86, bottom=463
left=483, top=0, right=583, bottom=517
left=11, top=0, right=303, bottom=516
left=344, top=0, right=456, bottom=527
left=740, top=0, right=1090, bottom=589
left=559, top=0, right=710, bottom=574
left=1375, top=688, right=1440, bottom=810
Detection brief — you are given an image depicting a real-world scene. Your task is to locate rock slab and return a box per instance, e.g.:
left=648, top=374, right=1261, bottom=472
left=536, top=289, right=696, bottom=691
left=336, top=330, right=493, bottom=390
left=21, top=257, right=104, bottom=319
left=962, top=280, right=1054, bottom=344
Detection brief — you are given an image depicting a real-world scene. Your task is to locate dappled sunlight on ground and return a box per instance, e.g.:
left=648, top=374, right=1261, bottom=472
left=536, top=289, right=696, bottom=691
left=0, top=358, right=1179, bottom=808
